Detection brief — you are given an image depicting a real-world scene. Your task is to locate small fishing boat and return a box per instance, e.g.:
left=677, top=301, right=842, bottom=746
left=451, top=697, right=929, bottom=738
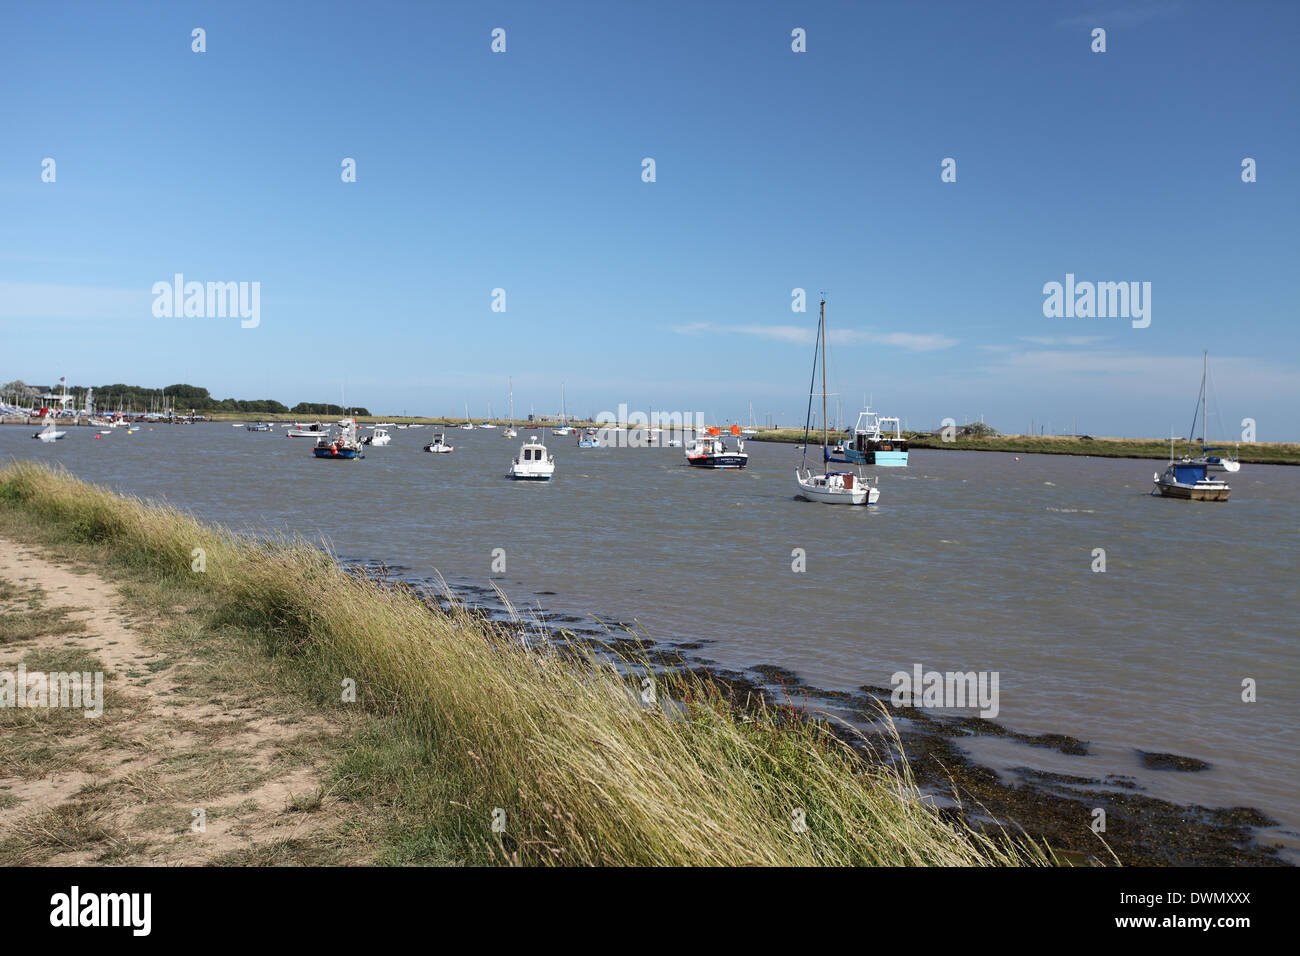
left=685, top=427, right=748, bottom=469
left=794, top=298, right=880, bottom=505
left=508, top=437, right=555, bottom=480
left=844, top=408, right=909, bottom=467
left=1153, top=460, right=1230, bottom=501
left=361, top=426, right=391, bottom=446
left=423, top=432, right=454, bottom=454
left=577, top=427, right=601, bottom=448
left=287, top=422, right=328, bottom=438
left=245, top=422, right=272, bottom=432
left=312, top=419, right=364, bottom=460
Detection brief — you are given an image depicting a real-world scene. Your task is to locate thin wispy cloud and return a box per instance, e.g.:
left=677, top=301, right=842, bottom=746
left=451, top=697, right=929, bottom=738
left=672, top=322, right=958, bottom=352
left=1019, top=335, right=1111, bottom=347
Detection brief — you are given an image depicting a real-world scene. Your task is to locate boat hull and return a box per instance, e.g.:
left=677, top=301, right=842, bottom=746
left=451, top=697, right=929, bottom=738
left=312, top=447, right=361, bottom=459
left=794, top=471, right=877, bottom=505
left=846, top=448, right=908, bottom=467
left=686, top=455, right=748, bottom=469
left=1154, top=481, right=1229, bottom=501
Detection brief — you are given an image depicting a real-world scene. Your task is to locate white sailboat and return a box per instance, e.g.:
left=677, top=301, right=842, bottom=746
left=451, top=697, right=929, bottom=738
left=460, top=402, right=475, bottom=430
left=552, top=384, right=573, bottom=436
left=503, top=378, right=518, bottom=438
left=1179, top=351, right=1241, bottom=474
left=795, top=298, right=879, bottom=505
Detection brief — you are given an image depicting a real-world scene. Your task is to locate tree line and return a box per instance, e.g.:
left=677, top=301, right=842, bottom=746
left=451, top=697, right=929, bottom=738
left=1, top=380, right=368, bottom=416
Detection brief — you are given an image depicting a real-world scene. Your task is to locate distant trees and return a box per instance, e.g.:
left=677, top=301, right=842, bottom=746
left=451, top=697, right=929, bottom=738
left=4, top=379, right=363, bottom=415
left=291, top=402, right=370, bottom=416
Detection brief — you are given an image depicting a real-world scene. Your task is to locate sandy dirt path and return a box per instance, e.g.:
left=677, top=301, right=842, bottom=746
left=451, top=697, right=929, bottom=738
left=0, top=535, right=353, bottom=864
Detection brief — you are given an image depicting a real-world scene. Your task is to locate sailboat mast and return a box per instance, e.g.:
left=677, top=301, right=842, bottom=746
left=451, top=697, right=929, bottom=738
left=820, top=298, right=829, bottom=451
left=1200, top=350, right=1208, bottom=453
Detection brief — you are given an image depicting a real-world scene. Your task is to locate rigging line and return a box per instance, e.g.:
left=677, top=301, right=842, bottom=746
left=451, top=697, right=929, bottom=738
left=800, top=311, right=821, bottom=472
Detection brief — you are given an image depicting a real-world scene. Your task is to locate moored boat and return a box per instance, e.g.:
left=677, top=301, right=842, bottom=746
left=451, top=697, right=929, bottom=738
left=423, top=433, right=454, bottom=454
left=1153, top=461, right=1230, bottom=501
left=684, top=427, right=748, bottom=469
left=312, top=419, right=364, bottom=459
left=287, top=422, right=328, bottom=438
left=794, top=298, right=880, bottom=505
left=844, top=408, right=909, bottom=467
left=33, top=416, right=66, bottom=442
left=508, top=437, right=555, bottom=480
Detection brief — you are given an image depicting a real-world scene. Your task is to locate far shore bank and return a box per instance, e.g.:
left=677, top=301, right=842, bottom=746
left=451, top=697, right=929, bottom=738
left=749, top=429, right=1300, bottom=466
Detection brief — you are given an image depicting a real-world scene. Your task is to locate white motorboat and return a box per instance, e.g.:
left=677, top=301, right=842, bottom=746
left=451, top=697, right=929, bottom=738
left=33, top=417, right=66, bottom=442
left=794, top=298, right=880, bottom=506
left=287, top=422, right=328, bottom=438
left=362, top=427, right=391, bottom=446
left=508, top=437, right=555, bottom=480
left=423, top=432, right=454, bottom=454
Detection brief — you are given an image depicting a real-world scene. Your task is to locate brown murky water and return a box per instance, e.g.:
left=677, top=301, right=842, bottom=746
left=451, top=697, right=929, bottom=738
left=7, top=423, right=1297, bottom=852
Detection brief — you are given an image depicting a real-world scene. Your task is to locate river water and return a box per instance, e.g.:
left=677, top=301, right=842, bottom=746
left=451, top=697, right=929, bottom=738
left=5, top=423, right=1297, bottom=850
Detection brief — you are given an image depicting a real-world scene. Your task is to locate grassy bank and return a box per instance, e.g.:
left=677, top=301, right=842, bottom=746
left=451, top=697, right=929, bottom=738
left=750, top=430, right=1300, bottom=465
left=0, top=461, right=1045, bottom=866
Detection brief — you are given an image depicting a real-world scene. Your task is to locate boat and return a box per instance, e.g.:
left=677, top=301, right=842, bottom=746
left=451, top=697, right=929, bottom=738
left=480, top=403, right=497, bottom=428
left=287, top=422, right=328, bottom=438
left=460, top=401, right=475, bottom=429
left=423, top=432, right=454, bottom=454
left=245, top=422, right=272, bottom=432
left=1154, top=459, right=1230, bottom=501
left=844, top=408, right=909, bottom=467
left=508, top=436, right=555, bottom=480
left=312, top=419, right=364, bottom=459
left=361, top=426, right=391, bottom=446
left=552, top=384, right=574, bottom=435
left=684, top=426, right=748, bottom=469
left=794, top=298, right=880, bottom=505
left=577, top=427, right=600, bottom=448
left=33, top=416, right=66, bottom=442
left=502, top=378, right=518, bottom=437
left=1178, top=351, right=1241, bottom=474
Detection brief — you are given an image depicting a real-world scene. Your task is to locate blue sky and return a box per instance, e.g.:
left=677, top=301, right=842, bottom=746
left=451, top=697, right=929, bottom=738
left=2, top=0, right=1297, bottom=438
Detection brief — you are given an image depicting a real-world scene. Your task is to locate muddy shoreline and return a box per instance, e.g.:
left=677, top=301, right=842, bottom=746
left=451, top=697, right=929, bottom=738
left=342, top=557, right=1291, bottom=867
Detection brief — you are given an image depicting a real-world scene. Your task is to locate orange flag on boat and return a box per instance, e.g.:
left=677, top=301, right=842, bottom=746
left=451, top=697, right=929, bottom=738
left=729, top=424, right=741, bottom=435
left=707, top=426, right=720, bottom=436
